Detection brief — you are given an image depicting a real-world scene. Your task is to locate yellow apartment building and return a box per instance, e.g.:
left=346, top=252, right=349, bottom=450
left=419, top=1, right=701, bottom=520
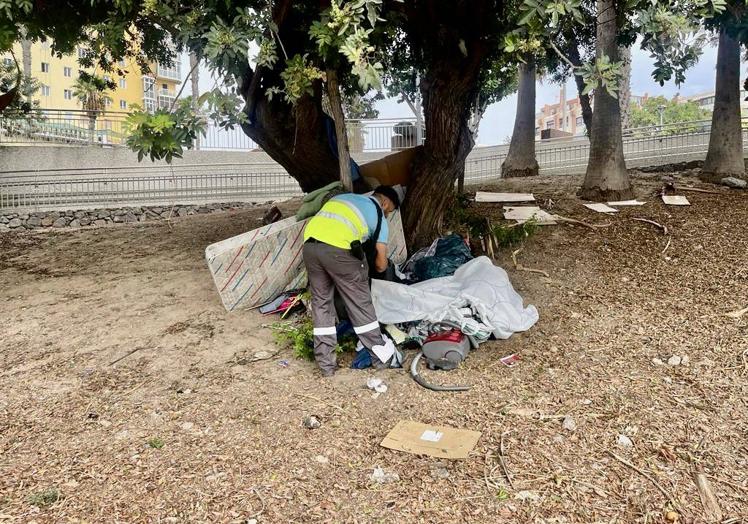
left=2, top=40, right=181, bottom=115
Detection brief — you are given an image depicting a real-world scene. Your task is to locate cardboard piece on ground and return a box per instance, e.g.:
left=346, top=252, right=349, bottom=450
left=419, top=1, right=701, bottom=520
left=503, top=206, right=557, bottom=225
left=608, top=199, right=646, bottom=206
left=359, top=146, right=421, bottom=187
left=583, top=203, right=619, bottom=214
left=380, top=420, right=481, bottom=459
left=475, top=191, right=535, bottom=203
left=662, top=195, right=690, bottom=206
left=205, top=210, right=408, bottom=312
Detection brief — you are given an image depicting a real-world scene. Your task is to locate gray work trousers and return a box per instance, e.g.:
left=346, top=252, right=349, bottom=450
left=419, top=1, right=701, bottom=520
left=303, top=240, right=385, bottom=373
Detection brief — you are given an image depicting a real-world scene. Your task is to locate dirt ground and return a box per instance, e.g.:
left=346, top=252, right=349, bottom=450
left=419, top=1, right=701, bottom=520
left=1, top=172, right=747, bottom=523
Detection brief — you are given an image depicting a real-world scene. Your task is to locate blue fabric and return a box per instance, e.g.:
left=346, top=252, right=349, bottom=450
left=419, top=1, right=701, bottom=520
left=325, top=115, right=361, bottom=181
left=336, top=320, right=354, bottom=337
left=331, top=194, right=388, bottom=243
left=351, top=348, right=372, bottom=369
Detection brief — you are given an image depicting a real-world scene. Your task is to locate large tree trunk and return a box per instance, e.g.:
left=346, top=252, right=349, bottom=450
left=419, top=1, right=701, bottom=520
left=618, top=45, right=632, bottom=130
left=501, top=57, right=538, bottom=178
left=325, top=68, right=353, bottom=191
left=579, top=0, right=633, bottom=201
left=702, top=28, right=745, bottom=181
left=400, top=0, right=495, bottom=248
left=238, top=3, right=339, bottom=193
left=405, top=64, right=477, bottom=247
left=568, top=42, right=593, bottom=134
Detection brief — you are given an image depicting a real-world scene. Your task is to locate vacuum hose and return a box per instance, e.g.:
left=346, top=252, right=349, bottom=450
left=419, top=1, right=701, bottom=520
left=410, top=351, right=471, bottom=392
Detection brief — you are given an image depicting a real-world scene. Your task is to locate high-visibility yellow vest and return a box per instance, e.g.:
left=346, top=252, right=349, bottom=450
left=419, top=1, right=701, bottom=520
left=303, top=197, right=369, bottom=250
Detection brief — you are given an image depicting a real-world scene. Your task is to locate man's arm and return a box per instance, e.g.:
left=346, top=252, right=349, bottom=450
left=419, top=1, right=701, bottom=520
left=374, top=242, right=388, bottom=273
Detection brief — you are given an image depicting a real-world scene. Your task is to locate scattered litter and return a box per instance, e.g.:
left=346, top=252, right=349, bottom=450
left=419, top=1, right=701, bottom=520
left=380, top=420, right=481, bottom=459
left=475, top=191, right=535, bottom=203
left=370, top=466, right=400, bottom=484
left=504, top=206, right=557, bottom=225
left=278, top=359, right=290, bottom=368
left=662, top=195, right=690, bottom=206
left=616, top=434, right=633, bottom=448
left=500, top=353, right=520, bottom=367
left=665, top=510, right=680, bottom=522
left=562, top=416, right=577, bottom=431
left=515, top=490, right=541, bottom=502
left=366, top=377, right=388, bottom=394
left=721, top=177, right=747, bottom=189
left=262, top=205, right=282, bottom=225
left=314, top=455, right=329, bottom=464
left=652, top=358, right=665, bottom=366
left=431, top=465, right=450, bottom=479
left=384, top=324, right=407, bottom=345
left=302, top=415, right=321, bottom=429
left=583, top=203, right=619, bottom=214
left=608, top=199, right=646, bottom=206
left=667, top=355, right=682, bottom=366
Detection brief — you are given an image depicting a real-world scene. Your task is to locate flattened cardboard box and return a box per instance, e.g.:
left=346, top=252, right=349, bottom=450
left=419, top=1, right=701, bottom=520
left=380, top=420, right=482, bottom=459
left=206, top=211, right=408, bottom=312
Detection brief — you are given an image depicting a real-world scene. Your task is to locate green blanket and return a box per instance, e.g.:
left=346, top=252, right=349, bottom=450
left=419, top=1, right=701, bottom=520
left=295, top=181, right=343, bottom=220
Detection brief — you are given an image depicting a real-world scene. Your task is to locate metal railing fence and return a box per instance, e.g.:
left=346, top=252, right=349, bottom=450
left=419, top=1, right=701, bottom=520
left=2, top=114, right=748, bottom=213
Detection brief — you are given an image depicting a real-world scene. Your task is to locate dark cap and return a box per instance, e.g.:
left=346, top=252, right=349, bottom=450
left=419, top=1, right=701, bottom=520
left=373, top=185, right=400, bottom=209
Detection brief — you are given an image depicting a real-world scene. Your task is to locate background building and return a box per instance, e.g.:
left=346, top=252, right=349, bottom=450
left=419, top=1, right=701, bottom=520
left=2, top=40, right=181, bottom=114
left=535, top=89, right=650, bottom=139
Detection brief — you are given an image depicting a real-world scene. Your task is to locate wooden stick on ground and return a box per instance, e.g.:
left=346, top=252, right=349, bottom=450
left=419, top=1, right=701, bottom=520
left=693, top=471, right=723, bottom=522
left=631, top=218, right=669, bottom=235
left=680, top=187, right=722, bottom=195
left=499, top=431, right=515, bottom=489
left=608, top=451, right=677, bottom=508
left=553, top=214, right=611, bottom=229
left=294, top=392, right=347, bottom=413
left=511, top=248, right=550, bottom=278
left=725, top=306, right=748, bottom=319
left=109, top=346, right=149, bottom=366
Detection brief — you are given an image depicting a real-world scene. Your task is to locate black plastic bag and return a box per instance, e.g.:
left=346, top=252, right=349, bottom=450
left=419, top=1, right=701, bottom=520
left=412, top=234, right=472, bottom=282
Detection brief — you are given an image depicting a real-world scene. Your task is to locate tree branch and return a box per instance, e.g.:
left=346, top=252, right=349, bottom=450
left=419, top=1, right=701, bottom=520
left=168, top=57, right=200, bottom=112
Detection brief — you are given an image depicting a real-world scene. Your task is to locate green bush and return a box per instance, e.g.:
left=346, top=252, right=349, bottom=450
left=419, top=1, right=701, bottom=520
left=491, top=218, right=538, bottom=248
left=272, top=317, right=357, bottom=361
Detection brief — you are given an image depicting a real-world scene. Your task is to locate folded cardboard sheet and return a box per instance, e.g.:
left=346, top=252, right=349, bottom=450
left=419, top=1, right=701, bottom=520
left=206, top=211, right=408, bottom=312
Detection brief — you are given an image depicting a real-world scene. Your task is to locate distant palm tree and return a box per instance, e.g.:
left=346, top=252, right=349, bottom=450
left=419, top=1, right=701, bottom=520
left=72, top=74, right=107, bottom=143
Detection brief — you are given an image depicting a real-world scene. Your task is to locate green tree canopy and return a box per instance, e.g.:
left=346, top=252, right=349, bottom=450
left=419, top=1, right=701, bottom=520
left=629, top=95, right=710, bottom=133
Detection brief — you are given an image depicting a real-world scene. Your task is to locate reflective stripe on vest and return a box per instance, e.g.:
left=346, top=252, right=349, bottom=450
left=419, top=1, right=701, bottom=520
left=303, top=198, right=369, bottom=250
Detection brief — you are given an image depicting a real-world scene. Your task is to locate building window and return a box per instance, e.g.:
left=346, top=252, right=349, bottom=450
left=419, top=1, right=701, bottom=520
left=105, top=97, right=112, bottom=107
left=161, top=83, right=168, bottom=91
left=78, top=47, right=89, bottom=59
left=143, top=99, right=156, bottom=113
left=119, top=100, right=127, bottom=109
left=41, top=40, right=50, bottom=50
left=64, top=89, right=72, bottom=100
left=576, top=116, right=584, bottom=126
left=63, top=66, right=72, bottom=77
left=546, top=120, right=555, bottom=129
left=41, top=62, right=49, bottom=73
left=3, top=58, right=12, bottom=67
left=119, top=78, right=126, bottom=89
left=41, top=84, right=50, bottom=96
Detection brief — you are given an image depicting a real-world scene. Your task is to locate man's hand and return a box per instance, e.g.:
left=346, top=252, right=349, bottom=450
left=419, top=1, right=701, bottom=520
left=374, top=242, right=388, bottom=273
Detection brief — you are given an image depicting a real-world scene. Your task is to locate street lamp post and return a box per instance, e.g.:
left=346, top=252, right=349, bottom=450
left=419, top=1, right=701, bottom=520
left=657, top=104, right=666, bottom=132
